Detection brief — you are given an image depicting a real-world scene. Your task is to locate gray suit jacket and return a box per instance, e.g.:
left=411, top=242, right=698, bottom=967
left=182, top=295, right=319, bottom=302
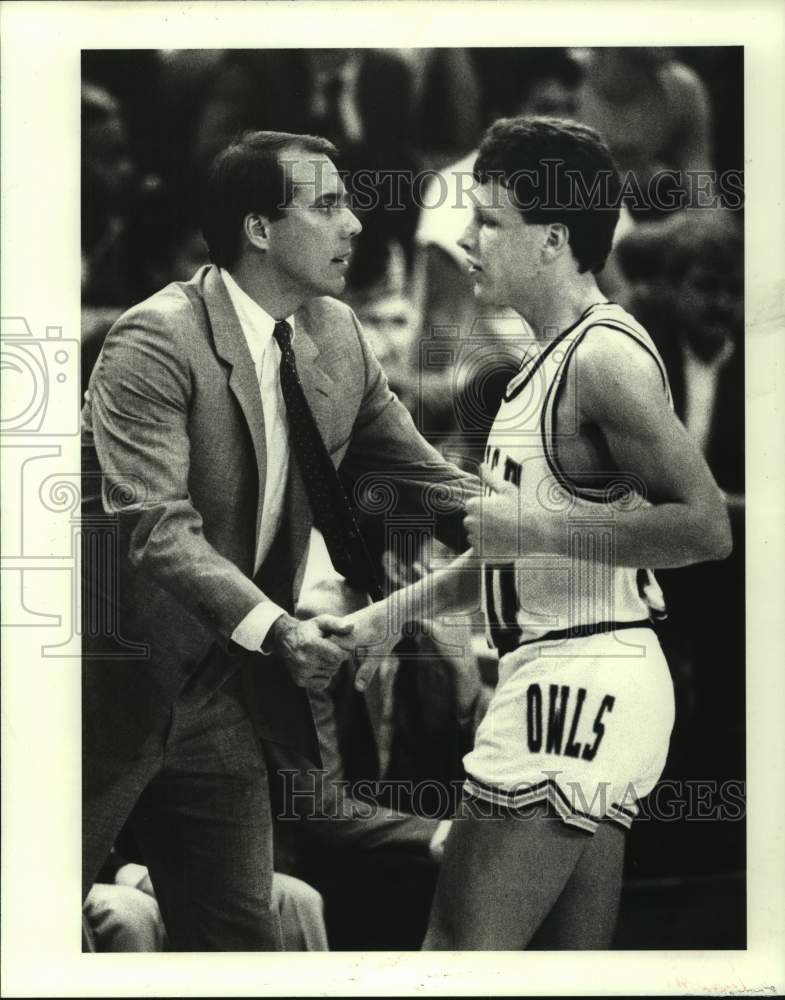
left=81, top=264, right=475, bottom=770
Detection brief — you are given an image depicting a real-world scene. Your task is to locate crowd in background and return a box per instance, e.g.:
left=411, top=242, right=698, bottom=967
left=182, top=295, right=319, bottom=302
left=81, top=46, right=745, bottom=951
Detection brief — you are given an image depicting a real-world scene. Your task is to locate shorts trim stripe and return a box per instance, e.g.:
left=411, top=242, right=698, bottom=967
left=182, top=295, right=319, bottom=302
left=464, top=774, right=637, bottom=833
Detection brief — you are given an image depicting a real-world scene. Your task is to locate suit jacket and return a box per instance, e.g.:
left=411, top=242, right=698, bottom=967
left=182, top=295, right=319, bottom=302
left=654, top=333, right=744, bottom=496
left=632, top=293, right=744, bottom=496
left=81, top=264, right=475, bottom=772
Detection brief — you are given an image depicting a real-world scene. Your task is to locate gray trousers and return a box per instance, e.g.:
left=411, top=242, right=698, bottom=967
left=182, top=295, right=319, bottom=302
left=83, top=672, right=283, bottom=951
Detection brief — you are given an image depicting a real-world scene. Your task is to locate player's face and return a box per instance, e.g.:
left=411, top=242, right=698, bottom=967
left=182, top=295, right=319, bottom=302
left=458, top=180, right=547, bottom=314
left=265, top=151, right=362, bottom=300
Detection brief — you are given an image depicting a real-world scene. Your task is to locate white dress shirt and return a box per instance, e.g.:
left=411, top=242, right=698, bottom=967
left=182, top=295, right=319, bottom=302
left=682, top=337, right=734, bottom=457
left=220, top=268, right=292, bottom=650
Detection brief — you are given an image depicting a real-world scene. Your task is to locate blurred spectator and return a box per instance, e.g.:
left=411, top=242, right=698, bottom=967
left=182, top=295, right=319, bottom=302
left=83, top=847, right=329, bottom=951
left=615, top=211, right=744, bottom=857
left=344, top=238, right=418, bottom=407
left=616, top=210, right=743, bottom=496
left=194, top=49, right=416, bottom=167
left=270, top=528, right=490, bottom=949
left=194, top=48, right=479, bottom=170
left=82, top=848, right=168, bottom=952
left=411, top=51, right=583, bottom=462
left=415, top=49, right=482, bottom=168
left=81, top=83, right=139, bottom=308
left=571, top=47, right=713, bottom=217
left=674, top=48, right=743, bottom=181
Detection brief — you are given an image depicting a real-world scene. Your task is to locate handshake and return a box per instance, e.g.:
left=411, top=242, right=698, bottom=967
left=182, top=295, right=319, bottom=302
left=263, top=601, right=393, bottom=693
left=263, top=462, right=524, bottom=694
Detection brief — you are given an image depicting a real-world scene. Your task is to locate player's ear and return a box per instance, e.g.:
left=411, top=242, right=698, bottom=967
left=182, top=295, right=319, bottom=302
left=543, top=222, right=569, bottom=260
left=243, top=213, right=271, bottom=253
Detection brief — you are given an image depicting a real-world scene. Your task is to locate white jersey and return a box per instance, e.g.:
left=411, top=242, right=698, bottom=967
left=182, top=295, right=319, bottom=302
left=464, top=303, right=676, bottom=832
left=481, top=301, right=672, bottom=656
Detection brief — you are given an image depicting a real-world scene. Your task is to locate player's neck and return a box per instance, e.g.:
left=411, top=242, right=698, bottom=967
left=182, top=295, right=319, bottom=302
left=522, top=276, right=609, bottom=342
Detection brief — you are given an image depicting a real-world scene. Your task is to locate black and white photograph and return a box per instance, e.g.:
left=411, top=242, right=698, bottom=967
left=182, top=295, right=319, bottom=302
left=1, top=2, right=783, bottom=996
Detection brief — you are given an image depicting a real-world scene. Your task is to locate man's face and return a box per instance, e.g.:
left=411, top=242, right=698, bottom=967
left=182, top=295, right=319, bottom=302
left=677, top=259, right=743, bottom=357
left=458, top=179, right=546, bottom=313
left=84, top=115, right=136, bottom=211
left=519, top=78, right=578, bottom=118
left=265, top=150, right=361, bottom=300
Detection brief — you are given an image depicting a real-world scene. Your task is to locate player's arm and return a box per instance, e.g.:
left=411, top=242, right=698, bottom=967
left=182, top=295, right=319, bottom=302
left=333, top=548, right=482, bottom=689
left=474, top=327, right=732, bottom=568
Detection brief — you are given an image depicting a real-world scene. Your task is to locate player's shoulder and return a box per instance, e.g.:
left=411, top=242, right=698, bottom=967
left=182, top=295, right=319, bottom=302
left=573, top=312, right=666, bottom=407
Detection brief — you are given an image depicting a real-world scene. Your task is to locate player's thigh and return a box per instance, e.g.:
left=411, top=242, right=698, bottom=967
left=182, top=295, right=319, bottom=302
left=531, top=819, right=626, bottom=950
left=423, top=804, right=588, bottom=951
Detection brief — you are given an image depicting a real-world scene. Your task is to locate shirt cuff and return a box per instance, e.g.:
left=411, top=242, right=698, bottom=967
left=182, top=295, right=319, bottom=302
left=231, top=601, right=287, bottom=653
left=428, top=819, right=453, bottom=860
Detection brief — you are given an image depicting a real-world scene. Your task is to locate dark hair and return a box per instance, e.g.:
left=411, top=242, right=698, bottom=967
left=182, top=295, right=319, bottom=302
left=473, top=116, right=621, bottom=273
left=663, top=210, right=742, bottom=284
left=471, top=48, right=582, bottom=120
left=201, top=130, right=338, bottom=268
left=614, top=223, right=672, bottom=284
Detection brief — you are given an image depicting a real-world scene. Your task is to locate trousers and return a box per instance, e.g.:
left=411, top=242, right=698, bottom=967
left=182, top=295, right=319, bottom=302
left=83, top=671, right=282, bottom=951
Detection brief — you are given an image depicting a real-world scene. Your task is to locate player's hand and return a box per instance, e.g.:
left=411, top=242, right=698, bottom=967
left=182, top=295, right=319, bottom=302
left=464, top=463, right=525, bottom=559
left=266, top=613, right=354, bottom=691
left=323, top=602, right=402, bottom=692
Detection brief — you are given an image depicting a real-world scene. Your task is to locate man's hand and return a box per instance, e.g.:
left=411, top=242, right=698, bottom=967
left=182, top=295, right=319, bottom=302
left=265, top=613, right=354, bottom=690
left=464, top=463, right=531, bottom=560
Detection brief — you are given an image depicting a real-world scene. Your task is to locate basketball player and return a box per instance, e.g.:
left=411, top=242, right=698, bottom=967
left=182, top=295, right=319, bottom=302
left=339, top=118, right=732, bottom=949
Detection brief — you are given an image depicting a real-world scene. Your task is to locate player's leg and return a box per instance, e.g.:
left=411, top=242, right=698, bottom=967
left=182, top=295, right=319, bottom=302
left=422, top=801, right=589, bottom=950
left=529, top=819, right=626, bottom=949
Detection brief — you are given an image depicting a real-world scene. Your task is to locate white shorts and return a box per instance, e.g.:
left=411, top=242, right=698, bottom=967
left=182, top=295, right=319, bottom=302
left=463, top=627, right=675, bottom=833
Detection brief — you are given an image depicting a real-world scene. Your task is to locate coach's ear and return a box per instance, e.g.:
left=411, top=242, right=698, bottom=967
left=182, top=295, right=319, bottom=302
left=542, top=222, right=570, bottom=261
left=243, top=213, right=270, bottom=253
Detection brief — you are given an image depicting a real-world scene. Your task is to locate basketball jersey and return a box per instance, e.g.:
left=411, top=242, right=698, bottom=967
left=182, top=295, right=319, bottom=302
left=481, top=302, right=673, bottom=654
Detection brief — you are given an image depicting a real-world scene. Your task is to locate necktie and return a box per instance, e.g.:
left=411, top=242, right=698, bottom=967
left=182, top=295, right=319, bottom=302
left=273, top=320, right=383, bottom=601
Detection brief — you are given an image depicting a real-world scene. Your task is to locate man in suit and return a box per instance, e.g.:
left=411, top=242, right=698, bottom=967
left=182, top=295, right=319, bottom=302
left=81, top=130, right=475, bottom=950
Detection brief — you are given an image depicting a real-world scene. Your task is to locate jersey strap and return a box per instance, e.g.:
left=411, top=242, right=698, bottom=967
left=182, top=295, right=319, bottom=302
left=541, top=310, right=673, bottom=503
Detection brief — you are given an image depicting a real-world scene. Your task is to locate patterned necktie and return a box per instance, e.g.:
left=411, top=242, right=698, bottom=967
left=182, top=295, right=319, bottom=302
left=273, top=320, right=383, bottom=601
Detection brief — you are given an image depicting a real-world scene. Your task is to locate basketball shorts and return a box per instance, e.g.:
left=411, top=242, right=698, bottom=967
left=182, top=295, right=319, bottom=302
left=463, top=627, right=675, bottom=833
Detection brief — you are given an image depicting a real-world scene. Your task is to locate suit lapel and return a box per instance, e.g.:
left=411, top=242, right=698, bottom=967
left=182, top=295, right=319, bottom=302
left=198, top=266, right=338, bottom=588
left=200, top=266, right=268, bottom=542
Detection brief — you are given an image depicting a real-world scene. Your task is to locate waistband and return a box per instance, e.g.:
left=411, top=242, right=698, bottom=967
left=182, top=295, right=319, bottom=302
left=496, top=619, right=653, bottom=658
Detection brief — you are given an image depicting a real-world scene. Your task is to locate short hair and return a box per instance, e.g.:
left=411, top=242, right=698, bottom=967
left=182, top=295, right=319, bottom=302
left=201, top=130, right=338, bottom=268
left=663, top=209, right=742, bottom=284
left=473, top=116, right=621, bottom=273
left=614, top=222, right=672, bottom=284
